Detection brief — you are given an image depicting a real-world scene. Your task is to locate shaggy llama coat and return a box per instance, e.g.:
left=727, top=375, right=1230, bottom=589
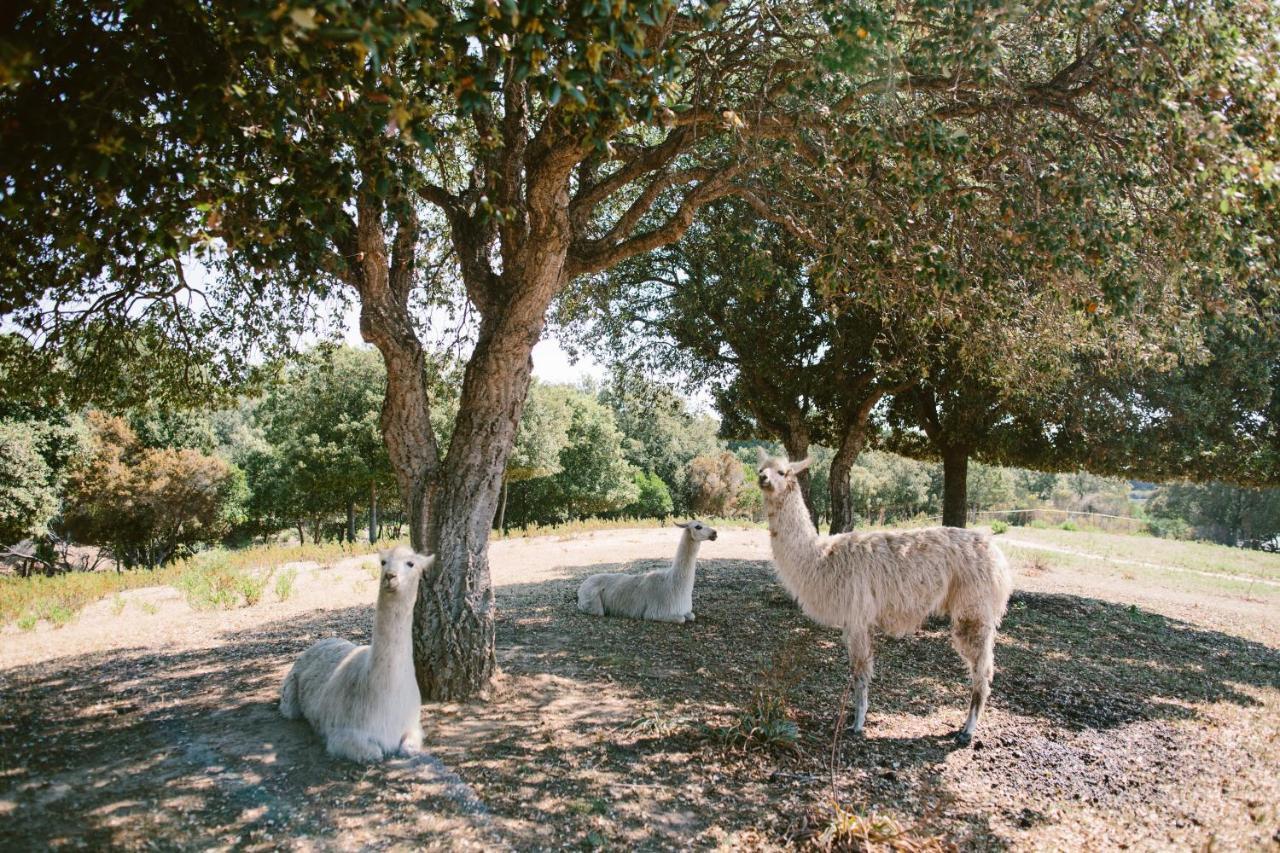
left=279, top=545, right=431, bottom=762
left=756, top=449, right=1012, bottom=744
left=577, top=521, right=717, bottom=623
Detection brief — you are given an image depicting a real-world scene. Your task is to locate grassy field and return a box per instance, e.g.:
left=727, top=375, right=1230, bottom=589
left=0, top=540, right=373, bottom=630
left=996, top=525, right=1280, bottom=582
left=0, top=517, right=770, bottom=630
left=5, top=519, right=1276, bottom=632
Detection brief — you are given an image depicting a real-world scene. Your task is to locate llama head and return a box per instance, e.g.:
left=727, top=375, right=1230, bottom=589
left=755, top=448, right=811, bottom=498
left=378, top=545, right=433, bottom=596
left=675, top=519, right=718, bottom=542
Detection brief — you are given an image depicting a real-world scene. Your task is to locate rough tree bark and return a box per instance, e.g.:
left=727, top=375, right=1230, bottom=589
left=780, top=414, right=819, bottom=528
left=828, top=428, right=866, bottom=534
left=827, top=381, right=905, bottom=534
left=368, top=481, right=378, bottom=545
left=346, top=500, right=356, bottom=543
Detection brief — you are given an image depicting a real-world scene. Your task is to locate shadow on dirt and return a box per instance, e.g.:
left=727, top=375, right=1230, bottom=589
left=0, top=557, right=1275, bottom=848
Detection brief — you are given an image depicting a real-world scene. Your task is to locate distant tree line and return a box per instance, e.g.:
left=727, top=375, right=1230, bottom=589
left=5, top=344, right=1275, bottom=572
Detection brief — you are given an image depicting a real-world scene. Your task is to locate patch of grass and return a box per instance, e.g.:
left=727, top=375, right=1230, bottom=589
left=41, top=602, right=75, bottom=627
left=110, top=595, right=126, bottom=616
left=235, top=570, right=271, bottom=606
left=990, top=520, right=1009, bottom=535
left=715, top=692, right=799, bottom=752
left=0, top=540, right=375, bottom=629
left=274, top=567, right=299, bottom=601
left=1003, top=527, right=1280, bottom=582
left=16, top=612, right=37, bottom=631
left=1060, top=520, right=1079, bottom=531
left=177, top=555, right=242, bottom=610
left=139, top=601, right=159, bottom=615
left=793, top=801, right=949, bottom=852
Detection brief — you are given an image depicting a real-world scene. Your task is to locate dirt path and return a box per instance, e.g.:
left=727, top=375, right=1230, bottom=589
left=2, top=527, right=1277, bottom=850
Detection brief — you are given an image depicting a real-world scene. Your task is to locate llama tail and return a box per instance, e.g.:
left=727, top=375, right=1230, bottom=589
left=279, top=666, right=302, bottom=720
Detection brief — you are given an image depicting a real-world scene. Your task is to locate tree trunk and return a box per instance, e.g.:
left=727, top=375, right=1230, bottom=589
left=829, top=430, right=867, bottom=534
left=496, top=478, right=509, bottom=533
left=368, top=482, right=378, bottom=545
left=296, top=522, right=304, bottom=546
left=780, top=427, right=818, bottom=528
left=410, top=288, right=556, bottom=699
left=346, top=500, right=356, bottom=543
left=942, top=448, right=969, bottom=528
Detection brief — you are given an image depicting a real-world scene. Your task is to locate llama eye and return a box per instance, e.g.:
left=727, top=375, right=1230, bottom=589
left=380, top=560, right=386, bottom=566
left=407, top=561, right=415, bottom=568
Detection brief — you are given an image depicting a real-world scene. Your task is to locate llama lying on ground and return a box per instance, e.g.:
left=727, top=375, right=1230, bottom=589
left=756, top=449, right=1012, bottom=745
left=577, top=521, right=718, bottom=623
left=280, top=545, right=432, bottom=762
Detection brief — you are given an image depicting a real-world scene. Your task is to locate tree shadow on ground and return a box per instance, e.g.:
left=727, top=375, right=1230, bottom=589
left=0, top=608, right=494, bottom=851
left=0, top=556, right=1276, bottom=850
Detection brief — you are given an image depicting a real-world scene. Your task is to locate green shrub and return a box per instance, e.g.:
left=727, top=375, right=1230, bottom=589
left=990, top=520, right=1009, bottom=534
left=236, top=571, right=270, bottom=606
left=1146, top=516, right=1191, bottom=539
left=1060, top=520, right=1078, bottom=531
left=42, top=602, right=75, bottom=627
left=177, top=555, right=241, bottom=610
left=16, top=612, right=37, bottom=631
left=274, top=567, right=299, bottom=601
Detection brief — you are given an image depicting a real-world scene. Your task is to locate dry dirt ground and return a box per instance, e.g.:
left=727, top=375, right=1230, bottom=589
left=1, top=528, right=1278, bottom=851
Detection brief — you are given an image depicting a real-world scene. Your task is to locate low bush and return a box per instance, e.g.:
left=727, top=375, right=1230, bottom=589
left=990, top=520, right=1009, bottom=535
left=274, top=567, right=299, bottom=601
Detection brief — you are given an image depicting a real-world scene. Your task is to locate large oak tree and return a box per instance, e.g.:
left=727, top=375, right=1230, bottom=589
left=3, top=0, right=1276, bottom=698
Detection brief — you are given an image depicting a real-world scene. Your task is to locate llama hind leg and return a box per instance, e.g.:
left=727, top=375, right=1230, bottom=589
left=845, top=629, right=875, bottom=735
left=951, top=618, right=996, bottom=746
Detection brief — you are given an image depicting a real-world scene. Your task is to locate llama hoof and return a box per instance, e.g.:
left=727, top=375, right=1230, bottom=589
left=954, top=730, right=973, bottom=747
left=685, top=612, right=695, bottom=622
left=848, top=726, right=865, bottom=738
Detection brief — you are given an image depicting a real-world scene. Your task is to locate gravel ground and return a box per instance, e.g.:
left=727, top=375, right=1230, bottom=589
left=1, top=528, right=1277, bottom=850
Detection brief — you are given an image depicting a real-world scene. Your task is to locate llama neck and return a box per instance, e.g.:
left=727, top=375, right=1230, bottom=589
left=766, top=486, right=822, bottom=583
left=368, top=593, right=414, bottom=686
left=669, top=534, right=701, bottom=592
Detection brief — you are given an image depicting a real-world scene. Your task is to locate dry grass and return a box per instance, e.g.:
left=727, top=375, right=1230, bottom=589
left=0, top=540, right=373, bottom=628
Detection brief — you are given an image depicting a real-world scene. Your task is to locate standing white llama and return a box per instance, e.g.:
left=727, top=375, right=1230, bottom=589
left=577, top=521, right=718, bottom=623
left=755, top=449, right=1012, bottom=745
left=279, top=545, right=432, bottom=762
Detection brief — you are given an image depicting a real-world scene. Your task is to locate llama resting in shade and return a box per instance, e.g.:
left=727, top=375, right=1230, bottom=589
left=577, top=520, right=718, bottom=623
left=280, top=545, right=432, bottom=762
left=756, top=449, right=1012, bottom=745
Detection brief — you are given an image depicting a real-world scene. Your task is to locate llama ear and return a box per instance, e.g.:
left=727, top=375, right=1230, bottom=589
left=416, top=553, right=435, bottom=571
left=789, top=457, right=812, bottom=474
left=674, top=521, right=690, bottom=528
left=755, top=446, right=769, bottom=466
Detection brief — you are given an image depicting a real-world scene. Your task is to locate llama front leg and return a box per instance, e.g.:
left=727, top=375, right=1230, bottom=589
left=326, top=728, right=386, bottom=763
left=399, top=724, right=424, bottom=755
left=951, top=618, right=996, bottom=746
left=845, top=630, right=875, bottom=735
